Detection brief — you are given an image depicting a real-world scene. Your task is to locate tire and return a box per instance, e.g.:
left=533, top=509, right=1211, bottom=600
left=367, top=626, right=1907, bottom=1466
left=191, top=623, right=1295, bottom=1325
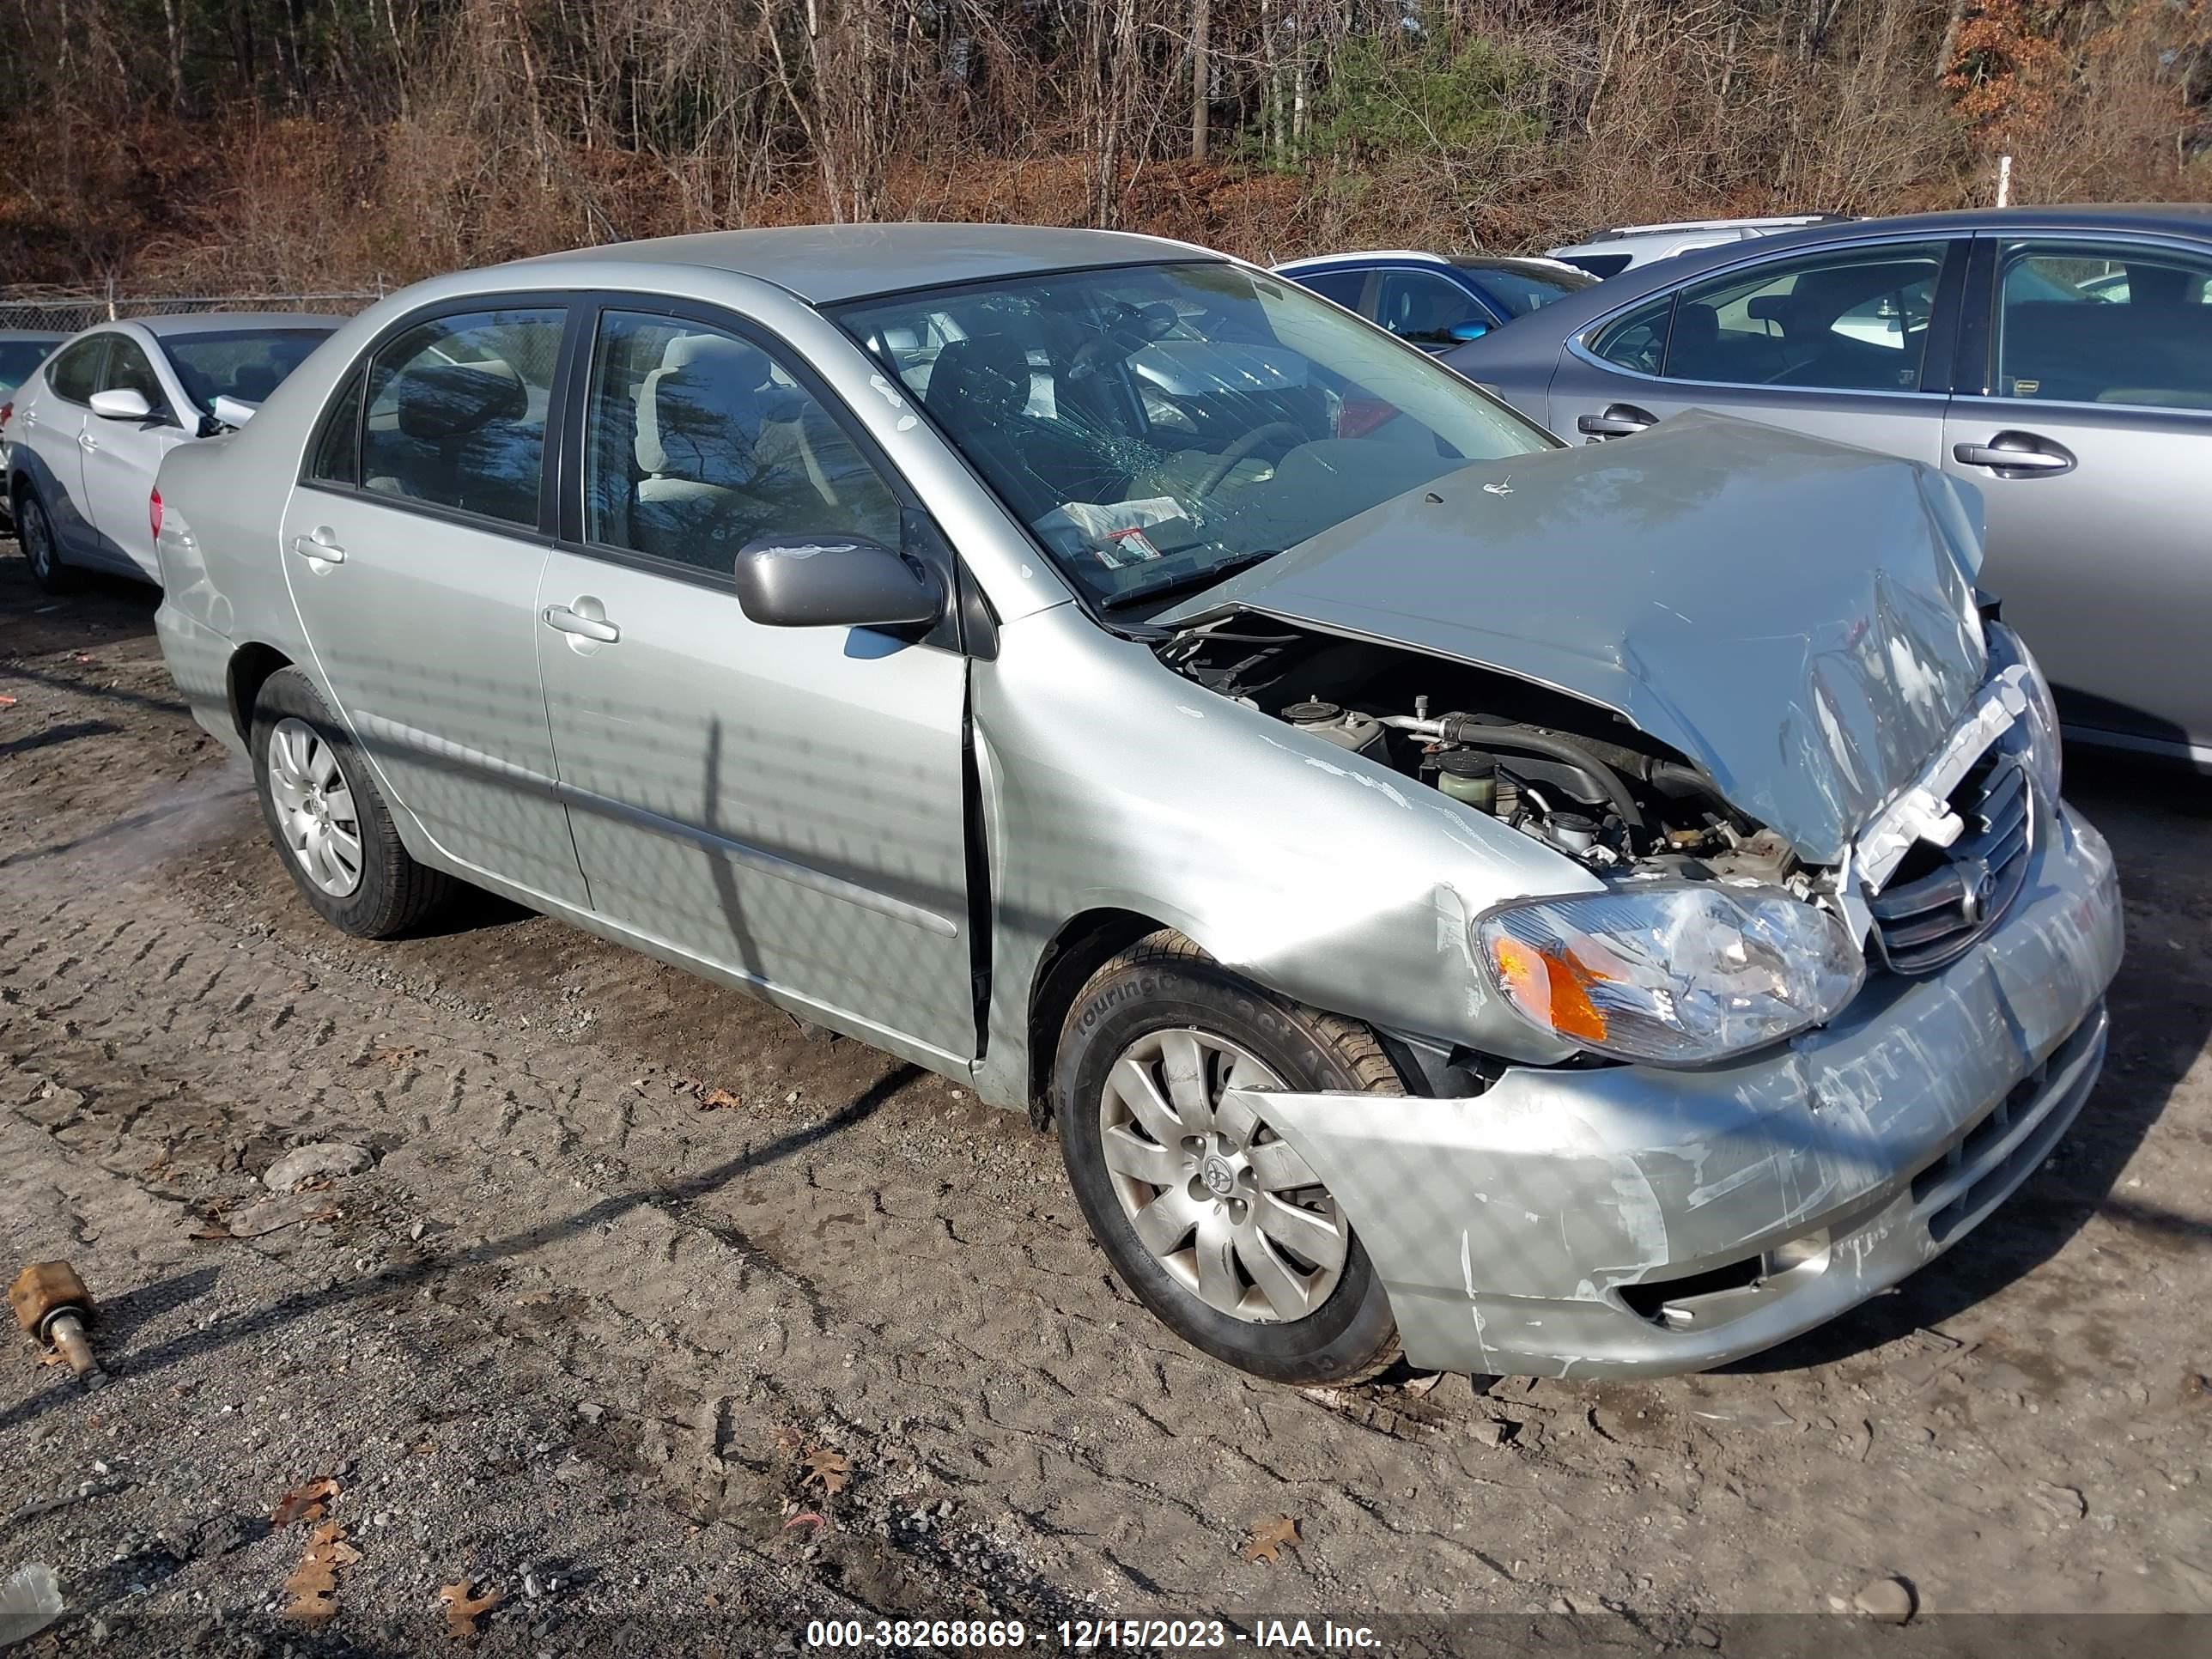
left=248, top=665, right=453, bottom=939
left=14, top=488, right=78, bottom=593
left=1053, top=930, right=1406, bottom=1386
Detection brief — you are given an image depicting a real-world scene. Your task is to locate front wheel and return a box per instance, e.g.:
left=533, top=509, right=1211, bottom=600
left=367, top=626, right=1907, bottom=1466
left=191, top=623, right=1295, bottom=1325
left=15, top=489, right=76, bottom=593
left=1053, top=932, right=1405, bottom=1385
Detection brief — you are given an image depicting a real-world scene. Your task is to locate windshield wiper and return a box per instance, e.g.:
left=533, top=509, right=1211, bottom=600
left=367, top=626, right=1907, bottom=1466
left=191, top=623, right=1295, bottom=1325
left=1099, top=550, right=1280, bottom=612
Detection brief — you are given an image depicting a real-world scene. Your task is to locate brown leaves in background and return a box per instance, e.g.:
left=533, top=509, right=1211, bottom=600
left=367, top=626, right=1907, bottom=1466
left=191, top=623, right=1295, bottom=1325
left=439, top=1578, right=506, bottom=1641
left=1244, top=1514, right=1300, bottom=1564
left=270, top=1476, right=340, bottom=1526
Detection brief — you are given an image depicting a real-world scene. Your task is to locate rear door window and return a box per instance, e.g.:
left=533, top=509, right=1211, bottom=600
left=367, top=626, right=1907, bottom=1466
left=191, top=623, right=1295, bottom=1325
left=1295, top=268, right=1370, bottom=313
left=362, top=307, right=565, bottom=526
left=1996, top=242, right=2212, bottom=411
left=1662, top=243, right=1947, bottom=391
left=1663, top=242, right=1946, bottom=391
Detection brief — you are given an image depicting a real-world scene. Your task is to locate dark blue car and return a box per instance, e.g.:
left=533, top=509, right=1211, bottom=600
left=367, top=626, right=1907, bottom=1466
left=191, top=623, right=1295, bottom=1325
left=1273, top=251, right=1596, bottom=351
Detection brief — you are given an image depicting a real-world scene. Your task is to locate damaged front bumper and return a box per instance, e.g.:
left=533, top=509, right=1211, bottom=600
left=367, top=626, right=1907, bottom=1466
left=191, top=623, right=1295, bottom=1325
left=1236, top=803, right=2124, bottom=1379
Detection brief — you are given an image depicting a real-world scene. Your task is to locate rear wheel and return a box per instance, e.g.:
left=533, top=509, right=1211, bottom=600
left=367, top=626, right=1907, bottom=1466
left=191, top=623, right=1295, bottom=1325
left=249, top=666, right=453, bottom=938
left=1053, top=932, right=1405, bottom=1385
left=15, top=489, right=76, bottom=593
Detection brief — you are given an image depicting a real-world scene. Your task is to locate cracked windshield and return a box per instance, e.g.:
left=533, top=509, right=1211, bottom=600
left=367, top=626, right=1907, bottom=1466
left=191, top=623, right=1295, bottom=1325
left=837, top=261, right=1549, bottom=616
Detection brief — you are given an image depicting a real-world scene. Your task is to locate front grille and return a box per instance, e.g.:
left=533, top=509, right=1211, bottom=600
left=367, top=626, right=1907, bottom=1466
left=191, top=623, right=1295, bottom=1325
left=1867, top=744, right=2032, bottom=974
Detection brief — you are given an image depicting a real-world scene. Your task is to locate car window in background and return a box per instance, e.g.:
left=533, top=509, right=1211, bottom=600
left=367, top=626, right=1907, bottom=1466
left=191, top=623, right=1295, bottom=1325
left=1563, top=252, right=1632, bottom=279
left=165, top=329, right=334, bottom=414
left=362, top=308, right=564, bottom=526
left=1997, top=243, right=2212, bottom=411
left=0, top=342, right=53, bottom=397
left=1592, top=293, right=1674, bottom=375
left=1468, top=264, right=1595, bottom=318
left=1662, top=243, right=1946, bottom=391
left=584, top=309, right=901, bottom=573
left=46, top=337, right=106, bottom=404
left=836, top=260, right=1550, bottom=616
left=1373, top=270, right=1491, bottom=345
left=100, top=336, right=169, bottom=414
left=1295, top=268, right=1369, bottom=311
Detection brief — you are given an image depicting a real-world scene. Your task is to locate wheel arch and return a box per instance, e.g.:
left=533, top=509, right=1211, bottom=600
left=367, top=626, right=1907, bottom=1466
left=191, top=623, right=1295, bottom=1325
left=1025, top=907, right=1180, bottom=1122
left=227, top=641, right=295, bottom=744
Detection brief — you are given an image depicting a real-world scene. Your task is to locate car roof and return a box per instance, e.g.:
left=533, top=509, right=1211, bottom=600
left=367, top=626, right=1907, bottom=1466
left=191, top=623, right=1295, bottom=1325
left=130, top=312, right=347, bottom=339
left=1275, top=250, right=1588, bottom=279
left=516, top=223, right=1218, bottom=304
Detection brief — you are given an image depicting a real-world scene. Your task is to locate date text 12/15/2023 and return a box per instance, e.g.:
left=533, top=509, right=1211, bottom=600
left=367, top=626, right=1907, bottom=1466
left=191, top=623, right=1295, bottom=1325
left=803, top=1619, right=1386, bottom=1650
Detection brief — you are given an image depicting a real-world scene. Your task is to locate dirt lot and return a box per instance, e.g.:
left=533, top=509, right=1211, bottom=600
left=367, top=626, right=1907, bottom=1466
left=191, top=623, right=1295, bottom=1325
left=3, top=547, right=2209, bottom=1655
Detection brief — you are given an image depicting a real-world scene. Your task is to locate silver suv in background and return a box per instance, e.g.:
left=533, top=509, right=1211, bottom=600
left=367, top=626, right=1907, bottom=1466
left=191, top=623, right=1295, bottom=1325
left=1549, top=215, right=1859, bottom=279
left=4, top=313, right=339, bottom=590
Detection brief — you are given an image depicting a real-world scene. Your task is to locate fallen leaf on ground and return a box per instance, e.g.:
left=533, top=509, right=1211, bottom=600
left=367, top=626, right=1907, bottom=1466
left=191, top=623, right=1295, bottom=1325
left=371, top=1044, right=424, bottom=1068
left=1245, top=1514, right=1300, bottom=1564
left=802, top=1446, right=851, bottom=1496
left=270, top=1476, right=340, bottom=1526
left=513, top=1291, right=556, bottom=1308
left=40, top=1349, right=64, bottom=1366
left=282, top=1519, right=356, bottom=1624
left=440, top=1578, right=505, bottom=1641
left=696, top=1087, right=742, bottom=1110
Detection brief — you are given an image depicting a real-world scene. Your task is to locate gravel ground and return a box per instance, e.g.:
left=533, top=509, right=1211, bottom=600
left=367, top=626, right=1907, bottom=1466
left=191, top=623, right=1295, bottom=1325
left=3, top=549, right=2209, bottom=1656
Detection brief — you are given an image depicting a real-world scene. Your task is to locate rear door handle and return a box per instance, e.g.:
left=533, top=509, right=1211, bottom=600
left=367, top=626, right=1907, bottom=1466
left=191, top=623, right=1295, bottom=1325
left=1952, top=434, right=2075, bottom=476
left=76, top=430, right=97, bottom=453
left=1577, top=404, right=1656, bottom=438
left=544, top=604, right=619, bottom=644
left=290, top=528, right=345, bottom=563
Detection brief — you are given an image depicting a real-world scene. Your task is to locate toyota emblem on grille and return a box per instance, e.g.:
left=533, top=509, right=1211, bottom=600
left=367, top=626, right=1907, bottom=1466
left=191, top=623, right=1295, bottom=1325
left=1954, top=854, right=1994, bottom=924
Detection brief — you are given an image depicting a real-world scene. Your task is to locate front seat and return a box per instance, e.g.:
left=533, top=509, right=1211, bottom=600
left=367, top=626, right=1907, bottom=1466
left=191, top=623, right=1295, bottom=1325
left=631, top=334, right=784, bottom=559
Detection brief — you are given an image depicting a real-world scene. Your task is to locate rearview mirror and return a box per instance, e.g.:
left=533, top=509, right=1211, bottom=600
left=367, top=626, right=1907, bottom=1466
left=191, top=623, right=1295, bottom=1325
left=89, top=387, right=153, bottom=421
left=732, top=534, right=943, bottom=630
left=1447, top=320, right=1492, bottom=343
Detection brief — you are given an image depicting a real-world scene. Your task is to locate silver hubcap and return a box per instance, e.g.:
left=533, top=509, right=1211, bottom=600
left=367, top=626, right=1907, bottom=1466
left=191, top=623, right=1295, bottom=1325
left=1099, top=1030, right=1349, bottom=1324
left=21, top=503, right=52, bottom=576
left=266, top=717, right=363, bottom=897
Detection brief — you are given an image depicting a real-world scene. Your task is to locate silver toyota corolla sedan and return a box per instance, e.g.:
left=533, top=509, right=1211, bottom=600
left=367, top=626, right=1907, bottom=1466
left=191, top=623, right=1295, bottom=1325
left=149, top=225, right=2122, bottom=1386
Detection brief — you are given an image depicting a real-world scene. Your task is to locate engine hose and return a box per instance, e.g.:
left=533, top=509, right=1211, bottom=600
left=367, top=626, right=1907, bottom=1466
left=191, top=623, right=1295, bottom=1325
left=1432, top=718, right=1647, bottom=833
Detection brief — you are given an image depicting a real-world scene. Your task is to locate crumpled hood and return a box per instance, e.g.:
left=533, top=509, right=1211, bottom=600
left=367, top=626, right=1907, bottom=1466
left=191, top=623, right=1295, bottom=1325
left=1164, top=411, right=1988, bottom=866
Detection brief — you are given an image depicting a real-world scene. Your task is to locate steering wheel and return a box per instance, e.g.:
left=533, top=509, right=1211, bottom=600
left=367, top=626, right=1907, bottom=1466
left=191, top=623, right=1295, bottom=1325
left=1194, top=422, right=1304, bottom=497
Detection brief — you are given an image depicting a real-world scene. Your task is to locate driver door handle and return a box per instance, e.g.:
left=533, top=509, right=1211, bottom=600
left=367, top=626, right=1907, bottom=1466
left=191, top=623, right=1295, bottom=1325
left=291, top=529, right=345, bottom=563
left=1952, top=434, right=2075, bottom=475
left=76, top=429, right=98, bottom=453
left=1577, top=404, right=1656, bottom=438
left=544, top=604, right=619, bottom=644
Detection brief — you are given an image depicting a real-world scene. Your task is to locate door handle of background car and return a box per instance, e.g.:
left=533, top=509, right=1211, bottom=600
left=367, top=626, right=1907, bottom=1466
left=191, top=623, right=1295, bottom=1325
left=1577, top=404, right=1656, bottom=438
left=1952, top=434, right=2075, bottom=476
left=290, top=529, right=345, bottom=563
left=544, top=604, right=620, bottom=644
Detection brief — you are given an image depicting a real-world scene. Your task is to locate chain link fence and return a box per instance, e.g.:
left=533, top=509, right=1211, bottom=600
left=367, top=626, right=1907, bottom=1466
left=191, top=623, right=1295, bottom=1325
left=0, top=286, right=386, bottom=335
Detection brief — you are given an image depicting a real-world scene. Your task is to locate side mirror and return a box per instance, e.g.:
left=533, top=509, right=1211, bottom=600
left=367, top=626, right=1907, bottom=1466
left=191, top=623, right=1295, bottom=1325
left=732, top=534, right=943, bottom=630
left=210, top=394, right=258, bottom=429
left=1447, top=319, right=1492, bottom=343
left=89, top=387, right=153, bottom=421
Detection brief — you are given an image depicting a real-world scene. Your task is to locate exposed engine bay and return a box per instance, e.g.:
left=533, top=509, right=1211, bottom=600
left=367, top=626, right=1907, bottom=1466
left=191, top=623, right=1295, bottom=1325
left=1164, top=617, right=1814, bottom=890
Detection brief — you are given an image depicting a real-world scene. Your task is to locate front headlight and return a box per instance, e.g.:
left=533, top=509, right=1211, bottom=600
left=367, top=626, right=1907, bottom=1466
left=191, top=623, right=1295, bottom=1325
left=1475, top=884, right=1865, bottom=1066
left=1987, top=621, right=2061, bottom=805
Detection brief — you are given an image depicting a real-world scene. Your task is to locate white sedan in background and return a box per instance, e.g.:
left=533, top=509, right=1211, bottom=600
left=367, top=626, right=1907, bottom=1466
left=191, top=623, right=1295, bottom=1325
left=3, top=312, right=338, bottom=589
